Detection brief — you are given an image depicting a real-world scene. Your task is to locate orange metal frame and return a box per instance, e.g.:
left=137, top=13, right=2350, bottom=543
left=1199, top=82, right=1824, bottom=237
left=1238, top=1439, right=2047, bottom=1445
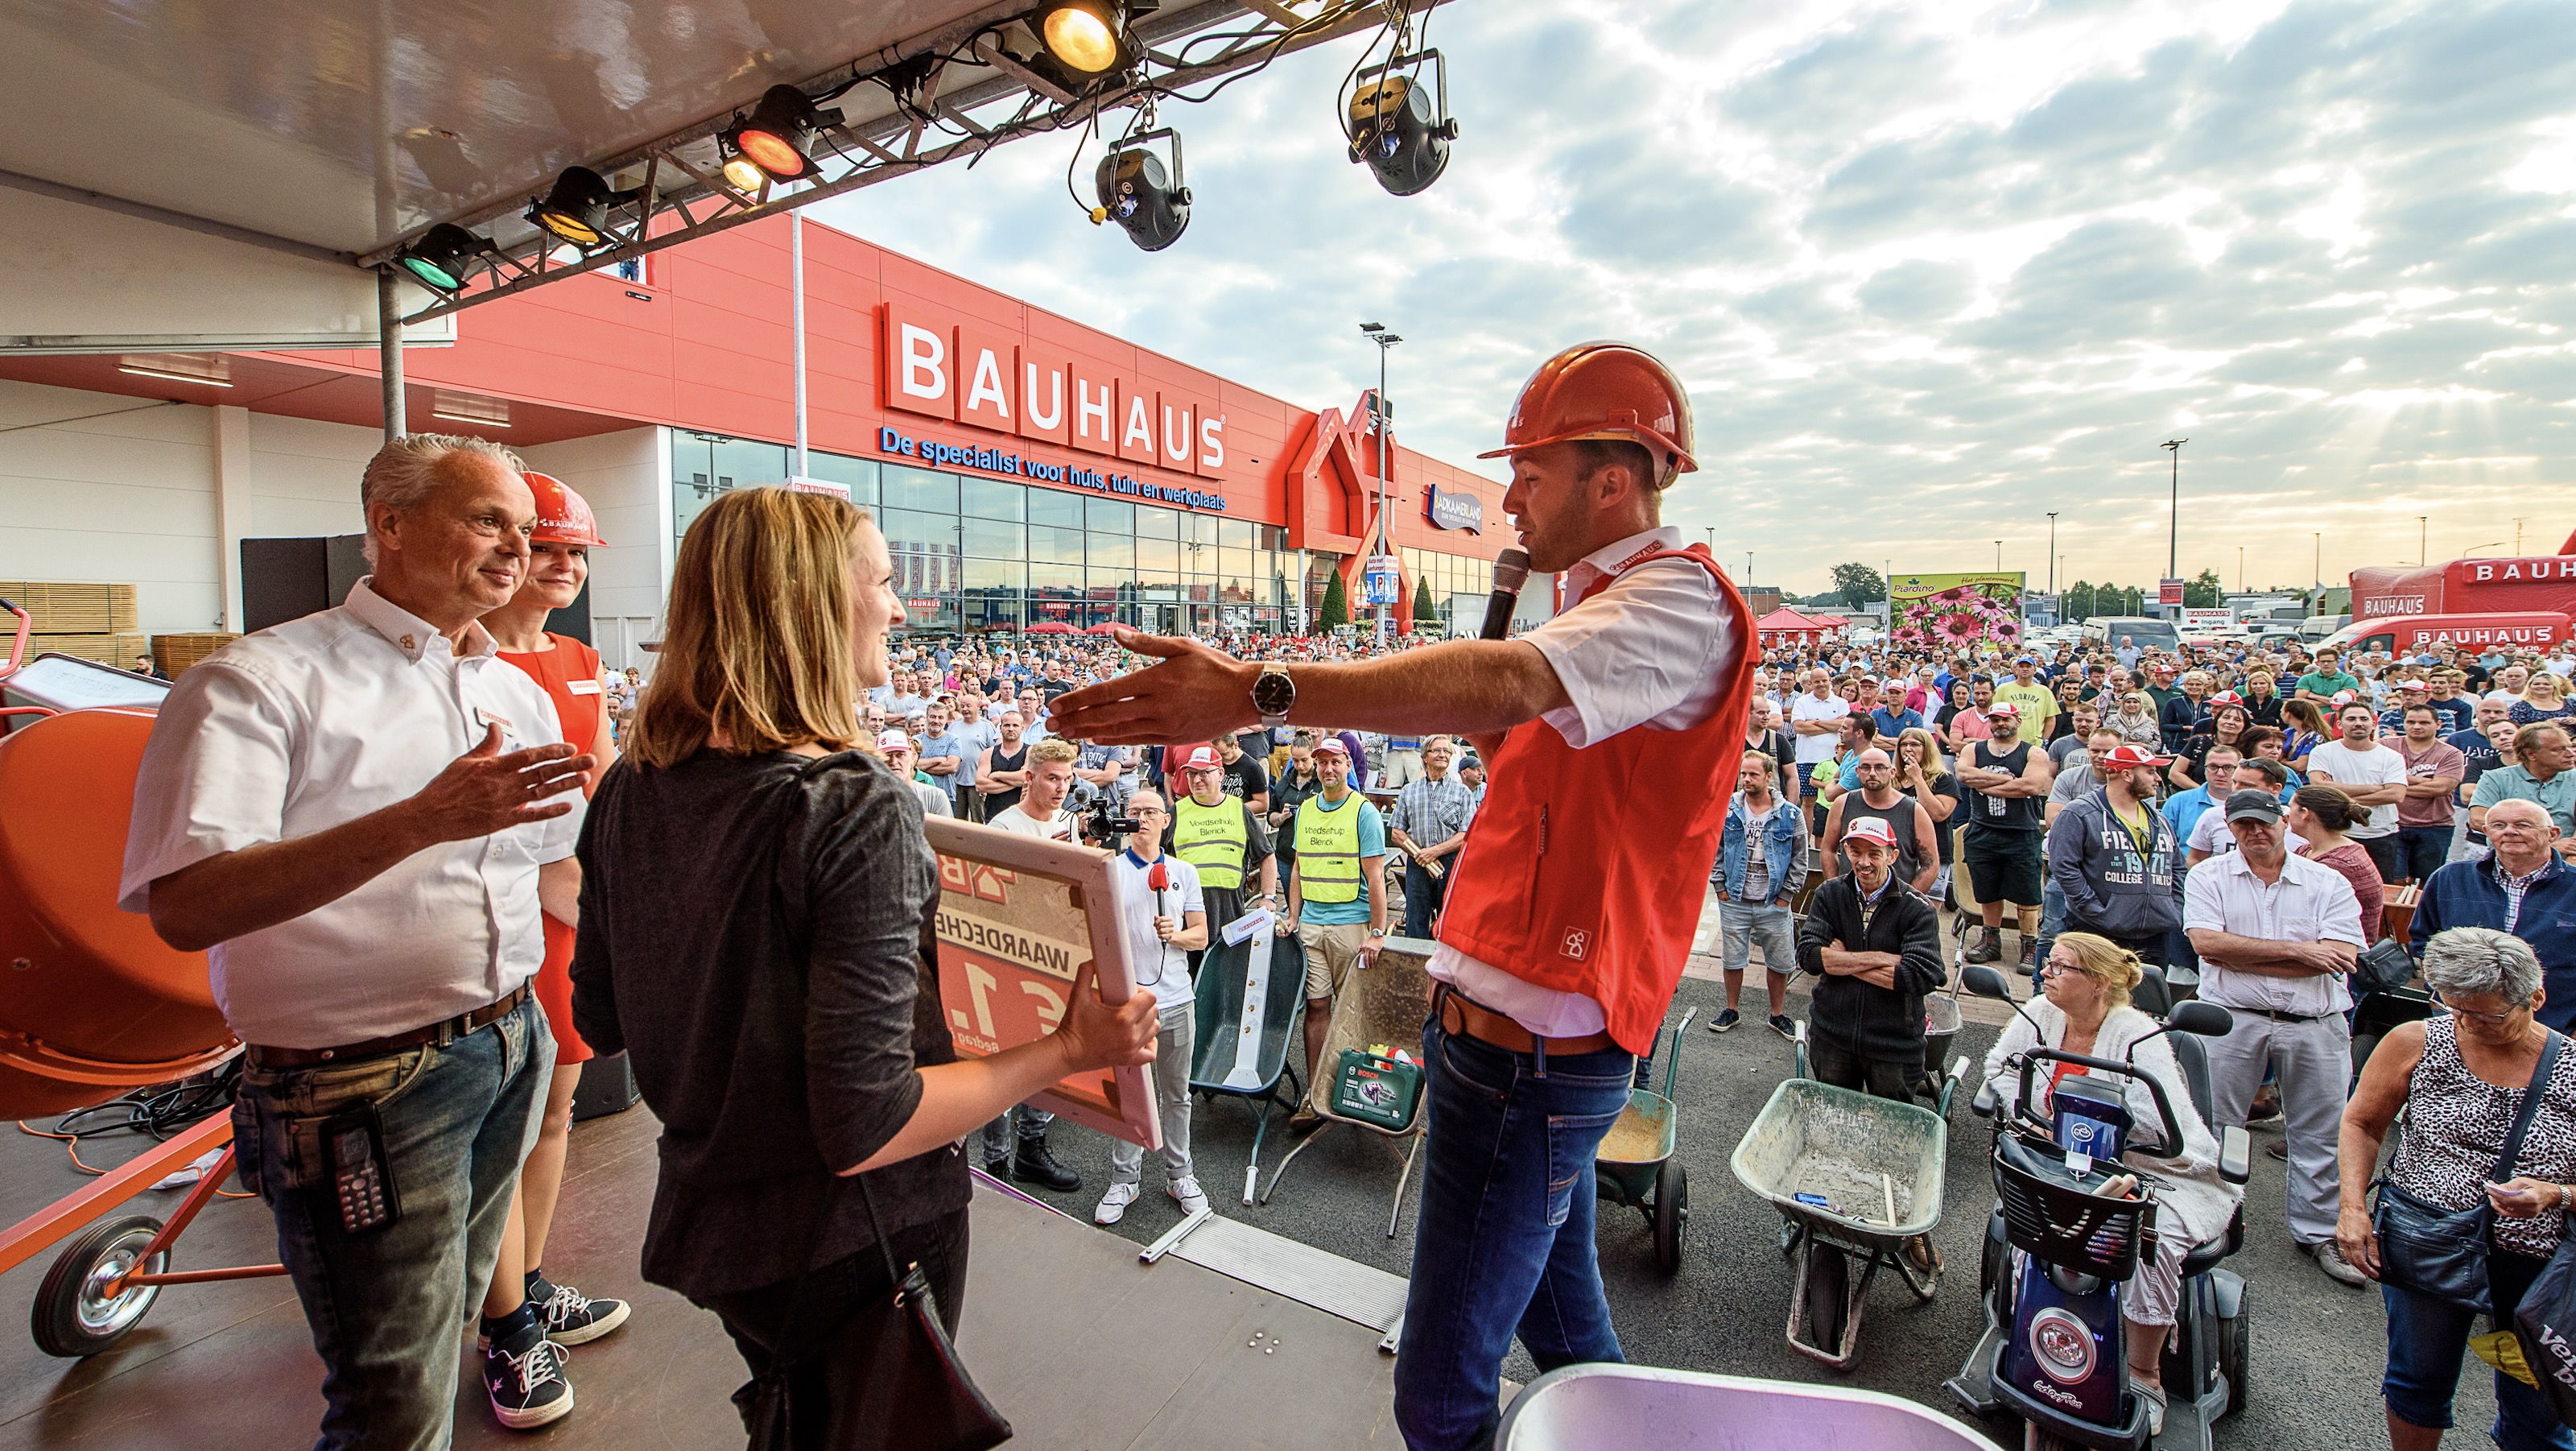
left=0, top=1113, right=283, bottom=1287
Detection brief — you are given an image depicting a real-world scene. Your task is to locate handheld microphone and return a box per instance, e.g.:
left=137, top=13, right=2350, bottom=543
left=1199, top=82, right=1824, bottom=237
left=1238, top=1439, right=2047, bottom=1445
left=1145, top=858, right=1173, bottom=986
left=1480, top=548, right=1531, bottom=641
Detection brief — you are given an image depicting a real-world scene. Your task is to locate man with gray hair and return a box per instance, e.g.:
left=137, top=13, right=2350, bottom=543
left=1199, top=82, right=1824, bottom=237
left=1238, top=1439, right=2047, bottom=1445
left=121, top=435, right=596, bottom=1437
left=2411, top=799, right=2576, bottom=1030
left=2185, top=788, right=2368, bottom=1287
left=1388, top=734, right=1476, bottom=939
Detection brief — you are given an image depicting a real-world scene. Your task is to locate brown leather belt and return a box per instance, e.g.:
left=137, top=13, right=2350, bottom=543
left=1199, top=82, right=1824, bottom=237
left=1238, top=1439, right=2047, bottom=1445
left=246, top=986, right=530, bottom=1071
left=1435, top=984, right=1619, bottom=1057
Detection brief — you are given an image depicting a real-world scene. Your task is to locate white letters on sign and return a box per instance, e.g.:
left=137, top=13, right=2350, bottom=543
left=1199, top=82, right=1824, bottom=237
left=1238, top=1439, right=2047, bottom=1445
left=879, top=305, right=1225, bottom=480
left=965, top=348, right=1011, bottom=420
left=900, top=325, right=947, bottom=406
left=1025, top=362, right=1064, bottom=431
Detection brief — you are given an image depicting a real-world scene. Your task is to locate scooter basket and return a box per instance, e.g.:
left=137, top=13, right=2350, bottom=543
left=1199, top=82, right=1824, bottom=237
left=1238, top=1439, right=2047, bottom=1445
left=1992, top=1132, right=2155, bottom=1281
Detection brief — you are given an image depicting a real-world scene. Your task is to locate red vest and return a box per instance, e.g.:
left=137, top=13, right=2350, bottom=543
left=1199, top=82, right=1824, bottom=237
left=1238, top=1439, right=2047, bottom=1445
left=1435, top=544, right=1756, bottom=1056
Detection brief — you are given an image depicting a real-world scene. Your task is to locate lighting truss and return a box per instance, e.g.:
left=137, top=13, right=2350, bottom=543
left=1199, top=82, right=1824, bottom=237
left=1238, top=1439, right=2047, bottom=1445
left=369, top=0, right=1447, bottom=325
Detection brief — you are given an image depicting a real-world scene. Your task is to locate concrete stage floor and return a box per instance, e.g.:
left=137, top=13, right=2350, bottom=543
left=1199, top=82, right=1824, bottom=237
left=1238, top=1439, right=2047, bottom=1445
left=0, top=929, right=2441, bottom=1449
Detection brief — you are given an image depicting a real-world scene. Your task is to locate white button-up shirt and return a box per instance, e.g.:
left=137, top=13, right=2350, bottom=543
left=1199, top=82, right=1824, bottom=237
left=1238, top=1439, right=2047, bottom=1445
left=1429, top=525, right=1741, bottom=1036
left=119, top=579, right=583, bottom=1048
left=2182, top=849, right=2366, bottom=1017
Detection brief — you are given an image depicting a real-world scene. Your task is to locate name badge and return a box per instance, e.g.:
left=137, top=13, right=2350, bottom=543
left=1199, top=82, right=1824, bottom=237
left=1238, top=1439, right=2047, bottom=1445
left=568, top=680, right=602, bottom=696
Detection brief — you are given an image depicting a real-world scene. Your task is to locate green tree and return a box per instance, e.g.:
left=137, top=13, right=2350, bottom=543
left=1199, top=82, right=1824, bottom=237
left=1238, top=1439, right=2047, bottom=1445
left=1830, top=562, right=1887, bottom=610
left=1413, top=574, right=1441, bottom=632
left=1319, top=568, right=1349, bottom=631
left=2184, top=568, right=2223, bottom=609
left=2064, top=581, right=2095, bottom=622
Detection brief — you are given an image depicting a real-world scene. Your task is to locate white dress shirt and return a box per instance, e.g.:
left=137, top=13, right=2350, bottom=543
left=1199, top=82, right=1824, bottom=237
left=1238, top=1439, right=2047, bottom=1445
left=118, top=580, right=584, bottom=1048
left=1429, top=525, right=1741, bottom=1036
left=2182, top=849, right=2365, bottom=1017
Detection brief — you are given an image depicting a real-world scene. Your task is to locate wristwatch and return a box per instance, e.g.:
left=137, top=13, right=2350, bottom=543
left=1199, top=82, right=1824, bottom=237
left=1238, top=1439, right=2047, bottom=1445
left=1253, top=662, right=1296, bottom=729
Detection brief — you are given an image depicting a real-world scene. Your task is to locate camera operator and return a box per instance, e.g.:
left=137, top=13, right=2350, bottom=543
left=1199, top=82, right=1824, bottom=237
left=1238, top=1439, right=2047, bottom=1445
left=1093, top=788, right=1212, bottom=1226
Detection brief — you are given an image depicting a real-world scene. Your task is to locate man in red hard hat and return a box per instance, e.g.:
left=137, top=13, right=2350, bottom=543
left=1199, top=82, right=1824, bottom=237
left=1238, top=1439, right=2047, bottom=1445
left=1049, top=341, right=1757, bottom=1450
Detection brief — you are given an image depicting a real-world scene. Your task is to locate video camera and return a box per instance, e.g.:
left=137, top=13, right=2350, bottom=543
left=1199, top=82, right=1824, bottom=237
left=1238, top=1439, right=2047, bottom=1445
left=1084, top=792, right=1141, bottom=845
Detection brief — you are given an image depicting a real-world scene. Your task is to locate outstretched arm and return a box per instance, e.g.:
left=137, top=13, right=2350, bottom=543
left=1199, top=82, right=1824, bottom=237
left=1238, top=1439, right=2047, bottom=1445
left=1044, top=629, right=1571, bottom=747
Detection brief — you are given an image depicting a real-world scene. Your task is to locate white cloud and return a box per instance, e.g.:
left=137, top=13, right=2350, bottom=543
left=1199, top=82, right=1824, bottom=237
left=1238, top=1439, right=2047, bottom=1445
left=817, top=0, right=2576, bottom=593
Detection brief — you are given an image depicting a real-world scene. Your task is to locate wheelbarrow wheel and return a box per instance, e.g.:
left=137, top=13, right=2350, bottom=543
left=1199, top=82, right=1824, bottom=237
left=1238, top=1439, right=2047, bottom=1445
left=1652, top=1162, right=1687, bottom=1274
left=32, top=1215, right=167, bottom=1358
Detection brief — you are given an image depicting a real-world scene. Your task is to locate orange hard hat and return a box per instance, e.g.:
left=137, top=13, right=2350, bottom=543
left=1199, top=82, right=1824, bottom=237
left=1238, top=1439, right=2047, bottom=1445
left=1478, top=341, right=1697, bottom=482
left=526, top=469, right=608, bottom=547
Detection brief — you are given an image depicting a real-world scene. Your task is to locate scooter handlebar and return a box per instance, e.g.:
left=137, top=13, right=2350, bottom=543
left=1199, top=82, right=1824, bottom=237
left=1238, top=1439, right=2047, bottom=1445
left=2011, top=1046, right=2186, bottom=1160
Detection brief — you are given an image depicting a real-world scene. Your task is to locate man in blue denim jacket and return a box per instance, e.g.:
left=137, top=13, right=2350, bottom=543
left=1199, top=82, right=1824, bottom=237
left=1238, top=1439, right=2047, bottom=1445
left=1711, top=751, right=1809, bottom=1037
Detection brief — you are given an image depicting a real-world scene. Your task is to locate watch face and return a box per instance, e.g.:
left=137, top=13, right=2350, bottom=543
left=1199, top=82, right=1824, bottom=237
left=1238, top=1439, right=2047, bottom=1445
left=1252, top=668, right=1295, bottom=714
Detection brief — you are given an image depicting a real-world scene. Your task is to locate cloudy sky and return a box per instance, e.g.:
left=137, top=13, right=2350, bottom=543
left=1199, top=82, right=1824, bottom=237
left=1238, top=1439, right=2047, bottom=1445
left=821, top=0, right=2576, bottom=598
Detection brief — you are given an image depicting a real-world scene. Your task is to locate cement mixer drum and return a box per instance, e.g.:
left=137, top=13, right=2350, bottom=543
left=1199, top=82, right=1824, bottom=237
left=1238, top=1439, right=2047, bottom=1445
left=0, top=708, right=236, bottom=1117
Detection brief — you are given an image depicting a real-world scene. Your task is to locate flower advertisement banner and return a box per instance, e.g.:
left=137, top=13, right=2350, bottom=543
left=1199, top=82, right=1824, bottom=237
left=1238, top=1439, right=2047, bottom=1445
left=1889, top=572, right=2026, bottom=651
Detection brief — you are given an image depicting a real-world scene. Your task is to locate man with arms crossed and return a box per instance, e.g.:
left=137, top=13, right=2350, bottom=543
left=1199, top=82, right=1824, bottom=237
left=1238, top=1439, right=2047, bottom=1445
left=121, top=436, right=594, bottom=1439
left=1050, top=343, right=1753, bottom=1451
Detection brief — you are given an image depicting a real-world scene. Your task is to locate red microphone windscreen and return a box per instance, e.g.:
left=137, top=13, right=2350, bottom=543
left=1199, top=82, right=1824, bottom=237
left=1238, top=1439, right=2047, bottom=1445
left=1148, top=862, right=1168, bottom=891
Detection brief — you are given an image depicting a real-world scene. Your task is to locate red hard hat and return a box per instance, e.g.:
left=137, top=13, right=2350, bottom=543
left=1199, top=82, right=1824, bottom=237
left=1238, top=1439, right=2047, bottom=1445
left=1478, top=341, right=1697, bottom=482
left=526, top=469, right=608, bottom=547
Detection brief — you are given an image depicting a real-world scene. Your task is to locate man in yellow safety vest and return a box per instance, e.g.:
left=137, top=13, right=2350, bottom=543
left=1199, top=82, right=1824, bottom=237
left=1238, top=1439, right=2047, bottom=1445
left=1166, top=743, right=1278, bottom=972
left=1281, top=736, right=1388, bottom=1132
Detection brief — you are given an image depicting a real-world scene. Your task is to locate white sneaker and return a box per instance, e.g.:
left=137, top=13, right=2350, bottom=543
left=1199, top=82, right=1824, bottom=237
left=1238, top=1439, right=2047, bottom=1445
left=1094, top=1181, right=1141, bottom=1226
left=1168, top=1177, right=1212, bottom=1216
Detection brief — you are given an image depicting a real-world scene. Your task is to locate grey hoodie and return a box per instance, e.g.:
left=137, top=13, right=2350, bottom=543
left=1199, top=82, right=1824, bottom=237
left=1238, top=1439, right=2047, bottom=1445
left=2046, top=788, right=2185, bottom=942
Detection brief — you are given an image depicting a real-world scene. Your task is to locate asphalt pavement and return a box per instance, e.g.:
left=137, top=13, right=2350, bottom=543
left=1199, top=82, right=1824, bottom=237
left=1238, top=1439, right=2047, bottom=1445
left=1015, top=960, right=2460, bottom=1448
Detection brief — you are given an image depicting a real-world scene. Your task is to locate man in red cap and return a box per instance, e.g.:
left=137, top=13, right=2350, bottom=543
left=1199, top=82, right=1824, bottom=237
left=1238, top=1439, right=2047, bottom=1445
left=1048, top=341, right=1756, bottom=1451
left=1795, top=814, right=1943, bottom=1104
left=1166, top=742, right=1278, bottom=973
left=1957, top=698, right=2055, bottom=967
left=2046, top=742, right=2186, bottom=966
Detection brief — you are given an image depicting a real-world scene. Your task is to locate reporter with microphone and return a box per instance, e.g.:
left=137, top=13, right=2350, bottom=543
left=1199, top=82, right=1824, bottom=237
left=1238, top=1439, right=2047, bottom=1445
left=1049, top=342, right=1756, bottom=1450
left=1096, top=788, right=1213, bottom=1226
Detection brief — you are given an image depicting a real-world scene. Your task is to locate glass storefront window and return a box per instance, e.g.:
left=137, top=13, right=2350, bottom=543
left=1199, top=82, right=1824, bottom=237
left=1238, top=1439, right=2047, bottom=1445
left=1219, top=518, right=1256, bottom=551
left=1026, top=488, right=1084, bottom=528
left=1217, top=546, right=1249, bottom=583
left=1137, top=533, right=1182, bottom=575
left=1135, top=503, right=1179, bottom=539
left=963, top=557, right=1024, bottom=591
left=881, top=464, right=956, bottom=514
left=1087, top=498, right=1135, bottom=533
left=1087, top=530, right=1135, bottom=570
left=1184, top=512, right=1218, bottom=548
left=1030, top=525, right=1086, bottom=565
left=805, top=453, right=877, bottom=504
left=877, top=506, right=955, bottom=555
left=715, top=437, right=790, bottom=490
left=962, top=477, right=1022, bottom=521
left=960, top=516, right=1024, bottom=559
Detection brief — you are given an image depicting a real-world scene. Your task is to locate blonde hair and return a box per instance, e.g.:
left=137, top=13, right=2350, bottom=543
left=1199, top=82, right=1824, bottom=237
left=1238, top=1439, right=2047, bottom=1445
left=625, top=489, right=869, bottom=769
left=1895, top=726, right=1942, bottom=771
left=1028, top=738, right=1081, bottom=767
left=2052, top=932, right=2143, bottom=1008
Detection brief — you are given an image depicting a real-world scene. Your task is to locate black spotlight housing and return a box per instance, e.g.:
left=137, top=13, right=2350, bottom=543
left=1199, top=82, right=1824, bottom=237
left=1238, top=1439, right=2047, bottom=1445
left=1092, top=128, right=1190, bottom=251
left=394, top=223, right=488, bottom=293
left=726, top=83, right=840, bottom=182
left=527, top=166, right=627, bottom=249
left=1346, top=50, right=1458, bottom=196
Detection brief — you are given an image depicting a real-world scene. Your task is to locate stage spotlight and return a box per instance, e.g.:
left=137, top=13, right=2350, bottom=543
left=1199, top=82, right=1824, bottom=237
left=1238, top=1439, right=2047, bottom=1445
left=394, top=224, right=486, bottom=292
left=1038, top=0, right=1129, bottom=73
left=1092, top=128, right=1190, bottom=251
left=727, top=84, right=836, bottom=182
left=1347, top=52, right=1457, bottom=196
left=528, top=167, right=624, bottom=248
left=720, top=145, right=766, bottom=195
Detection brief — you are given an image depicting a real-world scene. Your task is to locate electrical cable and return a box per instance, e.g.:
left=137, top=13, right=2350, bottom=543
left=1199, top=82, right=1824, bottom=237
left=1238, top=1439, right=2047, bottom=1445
left=16, top=1058, right=253, bottom=1195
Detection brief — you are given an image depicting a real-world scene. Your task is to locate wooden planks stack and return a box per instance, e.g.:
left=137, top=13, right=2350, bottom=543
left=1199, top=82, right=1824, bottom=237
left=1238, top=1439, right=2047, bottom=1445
left=149, top=634, right=238, bottom=676
left=0, top=581, right=148, bottom=667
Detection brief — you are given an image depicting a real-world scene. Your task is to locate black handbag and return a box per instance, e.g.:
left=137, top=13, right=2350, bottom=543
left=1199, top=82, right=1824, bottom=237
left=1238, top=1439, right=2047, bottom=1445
left=2352, top=936, right=2418, bottom=998
left=741, top=1174, right=1011, bottom=1451
left=2374, top=1031, right=2564, bottom=1315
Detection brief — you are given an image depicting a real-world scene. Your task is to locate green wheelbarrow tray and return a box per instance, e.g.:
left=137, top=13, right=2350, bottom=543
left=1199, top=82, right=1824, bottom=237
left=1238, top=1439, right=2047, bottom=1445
left=1731, top=1077, right=1950, bottom=1370
left=1596, top=1007, right=1693, bottom=1274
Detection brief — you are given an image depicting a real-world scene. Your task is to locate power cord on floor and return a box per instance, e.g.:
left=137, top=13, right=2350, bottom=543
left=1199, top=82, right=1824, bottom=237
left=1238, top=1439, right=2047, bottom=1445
left=14, top=1060, right=254, bottom=1196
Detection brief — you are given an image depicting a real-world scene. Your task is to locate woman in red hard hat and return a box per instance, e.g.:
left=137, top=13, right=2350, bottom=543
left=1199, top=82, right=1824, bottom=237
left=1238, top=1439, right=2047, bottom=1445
left=1048, top=341, right=1757, bottom=1450
left=476, top=469, right=632, bottom=1411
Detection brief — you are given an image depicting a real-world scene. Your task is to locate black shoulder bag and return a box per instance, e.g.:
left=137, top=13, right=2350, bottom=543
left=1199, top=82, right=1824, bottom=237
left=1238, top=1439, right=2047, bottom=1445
left=742, top=756, right=1012, bottom=1451
left=2373, top=1029, right=2565, bottom=1316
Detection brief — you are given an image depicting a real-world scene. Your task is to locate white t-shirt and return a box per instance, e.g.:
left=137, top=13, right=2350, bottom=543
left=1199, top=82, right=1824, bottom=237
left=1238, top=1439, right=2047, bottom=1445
left=986, top=803, right=1077, bottom=841
left=1110, top=849, right=1202, bottom=1007
left=1790, top=691, right=1851, bottom=765
left=2306, top=739, right=2408, bottom=838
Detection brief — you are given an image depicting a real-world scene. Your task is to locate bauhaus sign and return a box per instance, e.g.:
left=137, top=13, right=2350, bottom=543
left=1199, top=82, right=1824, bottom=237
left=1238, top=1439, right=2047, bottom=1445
left=882, top=303, right=1227, bottom=480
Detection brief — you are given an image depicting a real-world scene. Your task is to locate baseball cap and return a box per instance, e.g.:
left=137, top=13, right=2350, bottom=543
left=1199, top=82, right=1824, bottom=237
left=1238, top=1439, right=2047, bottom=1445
left=875, top=729, right=911, bottom=752
left=1311, top=737, right=1350, bottom=759
left=2015, top=655, right=2036, bottom=664
left=2223, top=789, right=2285, bottom=825
left=1843, top=816, right=1898, bottom=849
left=2330, top=690, right=2359, bottom=707
left=1178, top=744, right=1223, bottom=771
left=1986, top=701, right=2021, bottom=718
left=2097, top=743, right=2174, bottom=772
left=2396, top=677, right=2429, bottom=691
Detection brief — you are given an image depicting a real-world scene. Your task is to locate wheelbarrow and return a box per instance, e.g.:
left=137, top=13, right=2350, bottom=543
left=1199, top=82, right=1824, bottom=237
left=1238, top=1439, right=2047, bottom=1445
left=1732, top=1077, right=1951, bottom=1370
left=1596, top=1007, right=1695, bottom=1274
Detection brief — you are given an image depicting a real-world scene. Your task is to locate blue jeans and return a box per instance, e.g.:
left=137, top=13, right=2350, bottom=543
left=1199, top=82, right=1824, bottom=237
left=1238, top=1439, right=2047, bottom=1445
left=231, top=998, right=551, bottom=1451
left=2034, top=879, right=2067, bottom=988
left=1393, top=1015, right=1637, bottom=1450
left=1403, top=860, right=1450, bottom=940
left=2396, top=825, right=2454, bottom=882
left=2382, top=1248, right=2576, bottom=1450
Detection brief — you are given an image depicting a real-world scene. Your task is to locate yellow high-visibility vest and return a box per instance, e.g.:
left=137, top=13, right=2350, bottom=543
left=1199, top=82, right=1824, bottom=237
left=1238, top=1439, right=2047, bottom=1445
left=1171, top=796, right=1249, bottom=891
left=1295, top=792, right=1365, bottom=903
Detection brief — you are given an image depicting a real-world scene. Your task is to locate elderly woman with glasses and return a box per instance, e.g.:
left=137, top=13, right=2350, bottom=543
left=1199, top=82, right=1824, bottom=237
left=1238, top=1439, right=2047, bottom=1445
left=2339, top=928, right=2576, bottom=1451
left=1982, top=931, right=2240, bottom=1435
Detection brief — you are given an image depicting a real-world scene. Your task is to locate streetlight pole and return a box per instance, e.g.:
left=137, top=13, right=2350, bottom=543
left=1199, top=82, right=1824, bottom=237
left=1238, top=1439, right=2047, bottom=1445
left=1993, top=539, right=2002, bottom=570
left=1359, top=322, right=1402, bottom=643
left=2417, top=515, right=2428, bottom=566
left=2312, top=531, right=2322, bottom=615
left=2046, top=512, right=2058, bottom=595
left=2161, top=439, right=2186, bottom=612
left=2237, top=545, right=2244, bottom=595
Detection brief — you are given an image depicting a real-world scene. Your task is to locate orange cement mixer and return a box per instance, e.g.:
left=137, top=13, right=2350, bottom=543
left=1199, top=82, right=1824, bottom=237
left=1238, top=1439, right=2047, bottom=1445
left=0, top=600, right=236, bottom=1118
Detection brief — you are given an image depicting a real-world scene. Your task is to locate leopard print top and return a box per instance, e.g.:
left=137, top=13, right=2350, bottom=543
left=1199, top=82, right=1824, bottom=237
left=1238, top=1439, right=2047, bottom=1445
left=2389, top=1015, right=2576, bottom=1259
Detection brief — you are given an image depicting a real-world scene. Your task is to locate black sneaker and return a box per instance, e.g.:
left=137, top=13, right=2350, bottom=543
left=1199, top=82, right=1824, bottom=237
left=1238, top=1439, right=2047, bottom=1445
left=1768, top=1014, right=1796, bottom=1040
left=483, top=1323, right=574, bottom=1430
left=1964, top=927, right=2002, bottom=964
left=1013, top=1136, right=1082, bottom=1192
left=529, top=1276, right=630, bottom=1346
left=1711, top=1008, right=1741, bottom=1033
